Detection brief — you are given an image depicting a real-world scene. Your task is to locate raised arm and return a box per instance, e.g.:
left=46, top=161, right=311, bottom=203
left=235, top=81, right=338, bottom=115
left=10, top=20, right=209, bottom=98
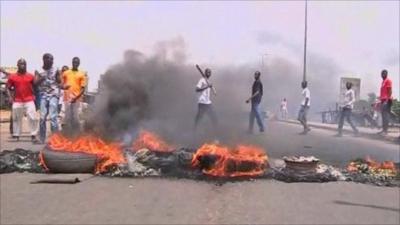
left=0, top=67, right=10, bottom=77
left=246, top=90, right=260, bottom=103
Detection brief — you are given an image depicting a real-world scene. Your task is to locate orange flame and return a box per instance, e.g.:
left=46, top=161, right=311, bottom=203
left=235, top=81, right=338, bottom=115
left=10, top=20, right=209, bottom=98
left=45, top=133, right=126, bottom=173
left=346, top=162, right=358, bottom=172
left=191, top=143, right=268, bottom=177
left=38, top=151, right=49, bottom=171
left=132, top=130, right=174, bottom=152
left=347, top=155, right=397, bottom=173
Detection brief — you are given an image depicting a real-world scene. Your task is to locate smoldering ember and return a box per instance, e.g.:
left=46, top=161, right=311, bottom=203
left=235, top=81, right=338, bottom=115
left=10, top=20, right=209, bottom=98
left=1, top=130, right=398, bottom=187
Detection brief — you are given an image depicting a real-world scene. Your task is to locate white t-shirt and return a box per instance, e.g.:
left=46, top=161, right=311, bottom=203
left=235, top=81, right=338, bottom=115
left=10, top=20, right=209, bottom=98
left=301, top=88, right=310, bottom=106
left=196, top=77, right=211, bottom=104
left=343, top=89, right=355, bottom=109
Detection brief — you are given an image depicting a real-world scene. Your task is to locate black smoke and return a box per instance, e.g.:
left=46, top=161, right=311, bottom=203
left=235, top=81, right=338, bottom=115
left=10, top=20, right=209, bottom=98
left=86, top=38, right=341, bottom=146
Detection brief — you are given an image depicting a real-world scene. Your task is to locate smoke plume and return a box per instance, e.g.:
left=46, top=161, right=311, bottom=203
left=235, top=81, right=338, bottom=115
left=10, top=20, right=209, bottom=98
left=86, top=38, right=341, bottom=147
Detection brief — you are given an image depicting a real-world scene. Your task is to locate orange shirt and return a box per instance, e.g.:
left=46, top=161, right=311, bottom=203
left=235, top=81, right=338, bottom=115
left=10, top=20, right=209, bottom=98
left=62, top=69, right=87, bottom=102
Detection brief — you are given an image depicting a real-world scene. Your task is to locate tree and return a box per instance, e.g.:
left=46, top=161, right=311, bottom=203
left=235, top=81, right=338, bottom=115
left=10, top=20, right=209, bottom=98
left=367, top=92, right=377, bottom=105
left=391, top=99, right=400, bottom=117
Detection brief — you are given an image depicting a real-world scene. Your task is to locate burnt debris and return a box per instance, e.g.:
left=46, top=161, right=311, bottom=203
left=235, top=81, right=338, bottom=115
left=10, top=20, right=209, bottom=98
left=0, top=148, right=398, bottom=187
left=0, top=149, right=46, bottom=173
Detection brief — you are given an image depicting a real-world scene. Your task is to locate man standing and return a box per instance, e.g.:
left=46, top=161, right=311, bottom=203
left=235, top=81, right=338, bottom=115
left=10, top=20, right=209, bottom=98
left=280, top=98, right=288, bottom=120
left=58, top=65, right=69, bottom=130
left=62, top=57, right=87, bottom=134
left=246, top=71, right=265, bottom=133
left=379, top=69, right=393, bottom=135
left=35, top=53, right=61, bottom=143
left=194, top=68, right=217, bottom=130
left=298, top=81, right=311, bottom=134
left=5, top=59, right=38, bottom=142
left=336, top=82, right=359, bottom=137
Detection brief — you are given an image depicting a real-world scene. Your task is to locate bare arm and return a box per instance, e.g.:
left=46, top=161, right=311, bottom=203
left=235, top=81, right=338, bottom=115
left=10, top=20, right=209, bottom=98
left=6, top=81, right=14, bottom=104
left=304, top=98, right=309, bottom=107
left=0, top=68, right=10, bottom=77
left=196, top=84, right=212, bottom=92
left=34, top=70, right=45, bottom=85
left=55, top=69, right=61, bottom=84
left=347, top=91, right=355, bottom=106
left=246, top=90, right=260, bottom=103
left=71, top=87, right=85, bottom=103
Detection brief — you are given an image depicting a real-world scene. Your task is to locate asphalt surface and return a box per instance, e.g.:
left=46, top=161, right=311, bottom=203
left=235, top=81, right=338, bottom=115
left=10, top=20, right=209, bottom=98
left=1, top=173, right=399, bottom=225
left=1, top=121, right=399, bottom=224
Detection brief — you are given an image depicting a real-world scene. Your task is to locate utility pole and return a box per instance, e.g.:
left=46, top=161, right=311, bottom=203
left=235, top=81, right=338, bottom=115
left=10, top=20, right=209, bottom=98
left=302, top=0, right=308, bottom=82
left=260, top=53, right=269, bottom=74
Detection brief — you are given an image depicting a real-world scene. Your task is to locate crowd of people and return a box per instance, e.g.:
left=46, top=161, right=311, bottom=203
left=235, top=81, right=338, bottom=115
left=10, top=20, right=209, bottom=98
left=1, top=55, right=395, bottom=143
left=194, top=68, right=394, bottom=137
left=0, top=53, right=87, bottom=144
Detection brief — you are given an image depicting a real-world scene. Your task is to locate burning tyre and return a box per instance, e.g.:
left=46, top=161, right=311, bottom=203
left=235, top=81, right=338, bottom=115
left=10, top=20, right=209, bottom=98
left=39, top=133, right=126, bottom=174
left=40, top=147, right=97, bottom=173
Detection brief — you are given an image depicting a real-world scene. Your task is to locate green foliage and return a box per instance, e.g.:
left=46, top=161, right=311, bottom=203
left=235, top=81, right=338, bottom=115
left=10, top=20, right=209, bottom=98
left=354, top=99, right=369, bottom=111
left=367, top=92, right=377, bottom=105
left=392, top=99, right=400, bottom=116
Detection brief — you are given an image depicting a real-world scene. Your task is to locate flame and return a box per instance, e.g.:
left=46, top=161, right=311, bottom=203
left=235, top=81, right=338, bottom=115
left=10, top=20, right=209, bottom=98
left=347, top=155, right=397, bottom=174
left=38, top=151, right=49, bottom=171
left=346, top=162, right=358, bottom=172
left=132, top=130, right=174, bottom=152
left=191, top=143, right=268, bottom=177
left=45, top=133, right=126, bottom=173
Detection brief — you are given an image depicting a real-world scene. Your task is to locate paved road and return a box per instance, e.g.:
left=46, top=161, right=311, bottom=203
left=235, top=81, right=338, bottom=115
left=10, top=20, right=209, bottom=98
left=255, top=121, right=400, bottom=167
left=1, top=173, right=399, bottom=225
left=1, top=121, right=399, bottom=224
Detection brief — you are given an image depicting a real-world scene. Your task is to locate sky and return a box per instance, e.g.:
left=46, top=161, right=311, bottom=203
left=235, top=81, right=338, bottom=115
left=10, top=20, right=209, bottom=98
left=1, top=1, right=399, bottom=98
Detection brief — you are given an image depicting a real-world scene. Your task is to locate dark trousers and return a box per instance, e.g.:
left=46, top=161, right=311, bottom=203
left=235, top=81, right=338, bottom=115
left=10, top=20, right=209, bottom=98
left=381, top=100, right=392, bottom=132
left=194, top=103, right=217, bottom=129
left=249, top=103, right=264, bottom=132
left=297, top=105, right=309, bottom=130
left=338, top=107, right=358, bottom=134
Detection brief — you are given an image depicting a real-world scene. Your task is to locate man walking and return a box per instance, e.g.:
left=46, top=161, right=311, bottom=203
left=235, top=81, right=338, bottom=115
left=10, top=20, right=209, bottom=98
left=378, top=69, right=393, bottom=135
left=246, top=71, right=265, bottom=133
left=194, top=68, right=217, bottom=130
left=35, top=53, right=61, bottom=143
left=62, top=57, right=87, bottom=134
left=5, top=59, right=38, bottom=142
left=298, top=81, right=311, bottom=134
left=336, top=82, right=359, bottom=137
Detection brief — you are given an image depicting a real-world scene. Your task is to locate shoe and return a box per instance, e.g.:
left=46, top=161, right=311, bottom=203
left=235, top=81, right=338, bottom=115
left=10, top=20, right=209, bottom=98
left=299, top=131, right=308, bottom=135
left=306, top=127, right=311, bottom=132
left=31, top=136, right=41, bottom=144
left=353, top=131, right=361, bottom=137
left=12, top=136, right=20, bottom=141
left=34, top=140, right=45, bottom=145
left=260, top=128, right=265, bottom=133
left=334, top=133, right=343, bottom=137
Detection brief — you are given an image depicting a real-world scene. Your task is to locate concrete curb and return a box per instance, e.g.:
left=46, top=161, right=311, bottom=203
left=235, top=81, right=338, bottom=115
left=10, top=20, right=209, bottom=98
left=277, top=119, right=400, bottom=144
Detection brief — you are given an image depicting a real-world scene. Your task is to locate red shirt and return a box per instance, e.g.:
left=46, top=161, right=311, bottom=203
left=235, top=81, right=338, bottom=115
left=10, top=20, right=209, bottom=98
left=6, top=73, right=35, bottom=103
left=380, top=78, right=392, bottom=101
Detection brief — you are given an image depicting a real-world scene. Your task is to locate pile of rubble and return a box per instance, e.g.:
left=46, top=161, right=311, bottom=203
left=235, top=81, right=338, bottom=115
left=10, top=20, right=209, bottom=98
left=0, top=149, right=45, bottom=173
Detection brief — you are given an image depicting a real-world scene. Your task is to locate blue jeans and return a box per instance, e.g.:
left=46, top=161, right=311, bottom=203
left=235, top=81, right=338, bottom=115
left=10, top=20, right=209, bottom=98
left=297, top=105, right=309, bottom=130
left=39, top=96, right=59, bottom=142
left=249, top=103, right=265, bottom=132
